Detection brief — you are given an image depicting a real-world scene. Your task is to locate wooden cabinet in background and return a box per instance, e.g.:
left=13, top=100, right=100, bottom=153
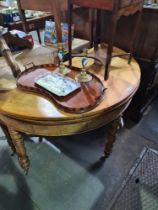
left=112, top=7, right=158, bottom=122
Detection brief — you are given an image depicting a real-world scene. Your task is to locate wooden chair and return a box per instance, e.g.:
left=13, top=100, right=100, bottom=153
left=16, top=0, right=66, bottom=44
left=68, top=0, right=144, bottom=80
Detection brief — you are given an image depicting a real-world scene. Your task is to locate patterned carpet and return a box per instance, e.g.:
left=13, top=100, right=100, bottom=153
left=108, top=147, right=158, bottom=210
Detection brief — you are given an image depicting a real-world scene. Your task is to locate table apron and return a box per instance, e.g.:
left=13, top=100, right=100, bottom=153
left=0, top=99, right=131, bottom=136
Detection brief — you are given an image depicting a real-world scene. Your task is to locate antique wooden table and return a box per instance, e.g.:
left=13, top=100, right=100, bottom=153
left=0, top=47, right=140, bottom=173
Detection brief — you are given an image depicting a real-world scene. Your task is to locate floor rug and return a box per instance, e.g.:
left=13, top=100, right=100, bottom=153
left=108, top=147, right=158, bottom=210
left=0, top=139, right=104, bottom=210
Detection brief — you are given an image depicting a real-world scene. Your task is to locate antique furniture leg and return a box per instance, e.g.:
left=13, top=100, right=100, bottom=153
left=7, top=127, right=30, bottom=174
left=128, top=11, right=143, bottom=64
left=104, top=13, right=119, bottom=80
left=68, top=1, right=73, bottom=67
left=0, top=124, right=16, bottom=156
left=103, top=116, right=124, bottom=158
left=36, top=29, right=42, bottom=44
left=94, top=9, right=101, bottom=50
left=89, top=9, right=95, bottom=48
left=53, top=0, right=62, bottom=43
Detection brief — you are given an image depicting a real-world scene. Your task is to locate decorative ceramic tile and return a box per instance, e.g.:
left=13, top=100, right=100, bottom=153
left=35, top=72, right=80, bottom=96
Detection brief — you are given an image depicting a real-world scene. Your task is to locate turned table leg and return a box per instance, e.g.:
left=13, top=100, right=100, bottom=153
left=7, top=127, right=30, bottom=174
left=103, top=116, right=124, bottom=158
left=0, top=124, right=16, bottom=156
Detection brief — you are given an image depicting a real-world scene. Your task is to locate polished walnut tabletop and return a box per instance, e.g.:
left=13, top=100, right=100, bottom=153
left=0, top=46, right=140, bottom=172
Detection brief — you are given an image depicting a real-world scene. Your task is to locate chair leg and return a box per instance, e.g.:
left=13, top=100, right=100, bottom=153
left=36, top=29, right=42, bottom=44
left=104, top=13, right=119, bottom=80
left=128, top=11, right=142, bottom=64
left=89, top=9, right=95, bottom=48
left=94, top=9, right=101, bottom=50
left=53, top=0, right=62, bottom=43
left=68, top=2, right=73, bottom=67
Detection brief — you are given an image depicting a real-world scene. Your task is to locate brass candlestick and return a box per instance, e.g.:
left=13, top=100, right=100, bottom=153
left=76, top=49, right=92, bottom=83
left=57, top=43, right=70, bottom=75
